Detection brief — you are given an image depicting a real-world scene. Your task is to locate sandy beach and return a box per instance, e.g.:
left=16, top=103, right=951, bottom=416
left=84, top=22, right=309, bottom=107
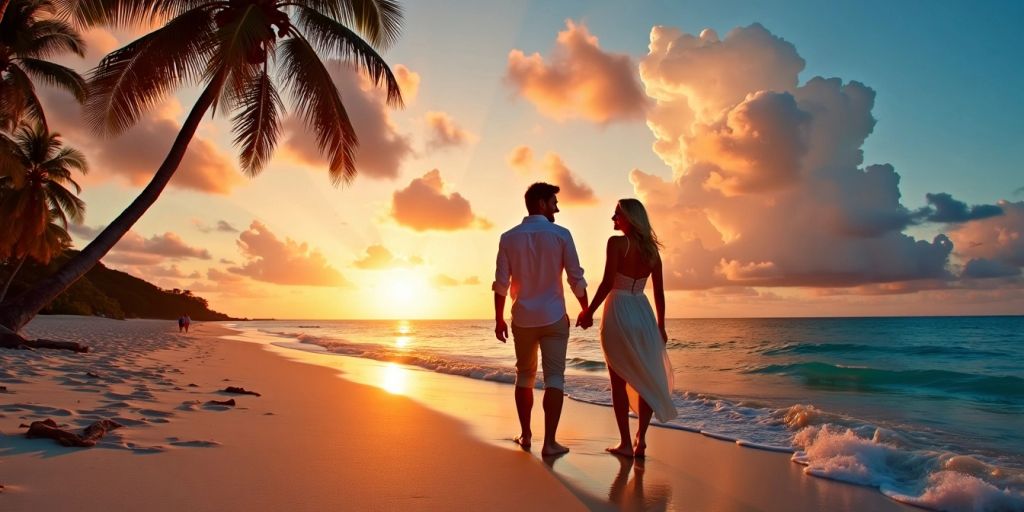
left=0, top=316, right=913, bottom=511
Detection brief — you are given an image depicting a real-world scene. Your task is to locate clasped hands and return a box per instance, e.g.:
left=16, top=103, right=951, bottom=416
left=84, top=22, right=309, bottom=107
left=576, top=309, right=594, bottom=330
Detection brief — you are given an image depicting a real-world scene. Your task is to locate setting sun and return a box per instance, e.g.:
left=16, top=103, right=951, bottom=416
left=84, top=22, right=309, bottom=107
left=372, top=270, right=433, bottom=318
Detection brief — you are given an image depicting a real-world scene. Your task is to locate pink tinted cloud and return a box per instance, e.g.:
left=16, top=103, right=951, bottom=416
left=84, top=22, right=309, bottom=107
left=506, top=20, right=648, bottom=124
left=39, top=88, right=242, bottom=194
left=282, top=63, right=412, bottom=180
left=71, top=225, right=211, bottom=265
left=391, top=170, right=491, bottom=231
left=229, top=221, right=350, bottom=287
left=507, top=145, right=534, bottom=173
left=424, top=111, right=476, bottom=150
left=394, top=64, right=421, bottom=104
left=631, top=24, right=958, bottom=290
left=542, top=153, right=597, bottom=205
left=948, top=201, right=1024, bottom=278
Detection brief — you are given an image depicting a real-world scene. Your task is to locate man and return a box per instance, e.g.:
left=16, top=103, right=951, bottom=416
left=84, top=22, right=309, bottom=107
left=493, top=182, right=590, bottom=456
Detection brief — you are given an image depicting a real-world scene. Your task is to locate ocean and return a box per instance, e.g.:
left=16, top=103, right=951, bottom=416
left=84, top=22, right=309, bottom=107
left=232, top=316, right=1024, bottom=510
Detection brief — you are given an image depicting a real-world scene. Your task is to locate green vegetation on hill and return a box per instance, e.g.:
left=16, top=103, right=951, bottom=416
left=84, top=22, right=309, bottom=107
left=1, top=250, right=235, bottom=321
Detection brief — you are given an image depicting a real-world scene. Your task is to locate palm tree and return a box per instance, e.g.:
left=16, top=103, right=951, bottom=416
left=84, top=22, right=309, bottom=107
left=0, top=0, right=88, bottom=131
left=0, top=123, right=85, bottom=301
left=0, top=0, right=404, bottom=331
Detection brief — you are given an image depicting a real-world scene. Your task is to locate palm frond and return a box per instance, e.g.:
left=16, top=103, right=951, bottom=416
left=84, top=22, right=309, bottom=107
left=231, top=67, right=283, bottom=176
left=3, top=66, right=49, bottom=129
left=280, top=35, right=357, bottom=185
left=85, top=7, right=215, bottom=135
left=44, top=181, right=86, bottom=223
left=295, top=6, right=402, bottom=107
left=205, top=4, right=275, bottom=114
left=45, top=147, right=89, bottom=178
left=25, top=19, right=87, bottom=58
left=17, top=58, right=88, bottom=101
left=55, top=0, right=169, bottom=29
left=290, top=0, right=402, bottom=50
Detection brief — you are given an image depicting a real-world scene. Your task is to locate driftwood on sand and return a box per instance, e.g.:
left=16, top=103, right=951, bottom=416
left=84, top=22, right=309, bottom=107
left=0, top=325, right=89, bottom=352
left=25, top=418, right=123, bottom=447
left=222, top=386, right=261, bottom=396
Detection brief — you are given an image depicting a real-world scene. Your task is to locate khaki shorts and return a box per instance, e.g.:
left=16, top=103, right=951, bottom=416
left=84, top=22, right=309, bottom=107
left=511, top=316, right=569, bottom=390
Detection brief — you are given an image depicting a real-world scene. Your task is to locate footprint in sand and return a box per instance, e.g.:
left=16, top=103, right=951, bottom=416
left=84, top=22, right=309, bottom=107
left=176, top=400, right=202, bottom=412
left=166, top=437, right=220, bottom=448
left=5, top=404, right=74, bottom=416
left=136, top=408, right=174, bottom=418
left=101, top=401, right=134, bottom=409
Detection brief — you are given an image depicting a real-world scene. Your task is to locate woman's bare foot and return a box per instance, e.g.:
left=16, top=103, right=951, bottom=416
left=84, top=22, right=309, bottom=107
left=542, top=440, right=570, bottom=457
left=633, top=438, right=647, bottom=458
left=605, top=441, right=634, bottom=458
left=513, top=434, right=532, bottom=449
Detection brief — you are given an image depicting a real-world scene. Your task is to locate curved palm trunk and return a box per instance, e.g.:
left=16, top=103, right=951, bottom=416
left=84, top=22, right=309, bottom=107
left=0, top=256, right=26, bottom=302
left=0, top=76, right=225, bottom=332
left=0, top=0, right=9, bottom=23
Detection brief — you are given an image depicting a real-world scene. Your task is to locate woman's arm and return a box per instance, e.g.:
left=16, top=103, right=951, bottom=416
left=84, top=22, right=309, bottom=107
left=582, top=237, right=621, bottom=323
left=652, top=254, right=667, bottom=343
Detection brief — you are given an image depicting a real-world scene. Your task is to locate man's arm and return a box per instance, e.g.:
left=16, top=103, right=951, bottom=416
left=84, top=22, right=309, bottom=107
left=494, top=292, right=508, bottom=342
left=562, top=231, right=589, bottom=324
left=492, top=240, right=511, bottom=342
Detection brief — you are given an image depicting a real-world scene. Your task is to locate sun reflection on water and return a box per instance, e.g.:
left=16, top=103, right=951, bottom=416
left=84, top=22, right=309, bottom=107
left=397, top=320, right=411, bottom=335
left=380, top=362, right=408, bottom=395
left=395, top=336, right=412, bottom=348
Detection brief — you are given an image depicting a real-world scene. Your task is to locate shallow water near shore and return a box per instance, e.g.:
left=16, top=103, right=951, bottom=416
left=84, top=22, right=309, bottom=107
left=233, top=316, right=1024, bottom=511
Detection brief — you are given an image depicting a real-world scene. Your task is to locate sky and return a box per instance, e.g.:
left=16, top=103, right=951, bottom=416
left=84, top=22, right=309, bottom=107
left=39, top=0, right=1024, bottom=319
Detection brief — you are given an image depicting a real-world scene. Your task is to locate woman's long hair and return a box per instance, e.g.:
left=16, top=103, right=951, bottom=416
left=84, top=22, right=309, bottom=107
left=617, top=198, right=663, bottom=264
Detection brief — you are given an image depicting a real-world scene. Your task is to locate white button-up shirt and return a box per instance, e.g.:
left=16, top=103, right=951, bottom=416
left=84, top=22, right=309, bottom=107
left=492, top=215, right=587, bottom=328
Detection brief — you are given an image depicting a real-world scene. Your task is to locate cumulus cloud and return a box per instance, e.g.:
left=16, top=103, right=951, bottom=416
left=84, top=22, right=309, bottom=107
left=542, top=153, right=597, bottom=205
left=71, top=225, right=212, bottom=265
left=282, top=63, right=413, bottom=180
left=353, top=244, right=420, bottom=270
left=391, top=170, right=491, bottom=231
left=424, top=111, right=476, bottom=150
left=229, top=221, right=349, bottom=286
left=505, top=20, right=648, bottom=124
left=394, top=64, right=421, bottom=104
left=915, top=193, right=1004, bottom=224
left=507, top=145, right=534, bottom=173
left=631, top=23, right=961, bottom=290
left=948, top=201, right=1024, bottom=274
left=40, top=88, right=242, bottom=194
left=144, top=265, right=202, bottom=279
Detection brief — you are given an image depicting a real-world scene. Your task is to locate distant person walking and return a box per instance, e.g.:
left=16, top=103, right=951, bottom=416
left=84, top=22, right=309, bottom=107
left=493, top=182, right=590, bottom=457
left=178, top=314, right=192, bottom=333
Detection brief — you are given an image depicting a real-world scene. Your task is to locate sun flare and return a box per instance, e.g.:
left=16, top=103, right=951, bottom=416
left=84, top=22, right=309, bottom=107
left=372, top=270, right=433, bottom=318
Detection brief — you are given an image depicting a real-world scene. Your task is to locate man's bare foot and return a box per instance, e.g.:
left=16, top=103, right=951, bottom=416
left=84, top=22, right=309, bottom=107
left=542, top=441, right=569, bottom=457
left=605, top=441, right=634, bottom=458
left=513, top=434, right=532, bottom=449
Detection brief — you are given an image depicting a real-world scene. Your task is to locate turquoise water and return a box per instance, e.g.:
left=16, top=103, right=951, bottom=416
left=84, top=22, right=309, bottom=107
left=236, top=316, right=1024, bottom=510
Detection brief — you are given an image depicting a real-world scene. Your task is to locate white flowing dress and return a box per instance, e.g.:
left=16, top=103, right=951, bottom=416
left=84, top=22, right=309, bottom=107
left=599, top=261, right=677, bottom=422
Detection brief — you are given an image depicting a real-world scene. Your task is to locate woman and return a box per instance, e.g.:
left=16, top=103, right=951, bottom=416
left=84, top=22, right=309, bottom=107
left=579, top=199, right=676, bottom=458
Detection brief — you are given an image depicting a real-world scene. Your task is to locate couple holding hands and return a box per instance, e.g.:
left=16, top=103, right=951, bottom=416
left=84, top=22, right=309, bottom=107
left=493, top=182, right=677, bottom=459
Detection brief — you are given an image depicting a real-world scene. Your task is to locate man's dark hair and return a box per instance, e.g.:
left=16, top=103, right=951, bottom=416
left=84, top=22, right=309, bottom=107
left=524, top=182, right=560, bottom=210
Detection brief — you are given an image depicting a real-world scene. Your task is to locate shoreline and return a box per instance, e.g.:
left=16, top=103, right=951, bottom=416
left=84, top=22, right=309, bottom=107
left=1, top=317, right=585, bottom=511
left=1, top=316, right=921, bottom=510
left=227, top=323, right=915, bottom=511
